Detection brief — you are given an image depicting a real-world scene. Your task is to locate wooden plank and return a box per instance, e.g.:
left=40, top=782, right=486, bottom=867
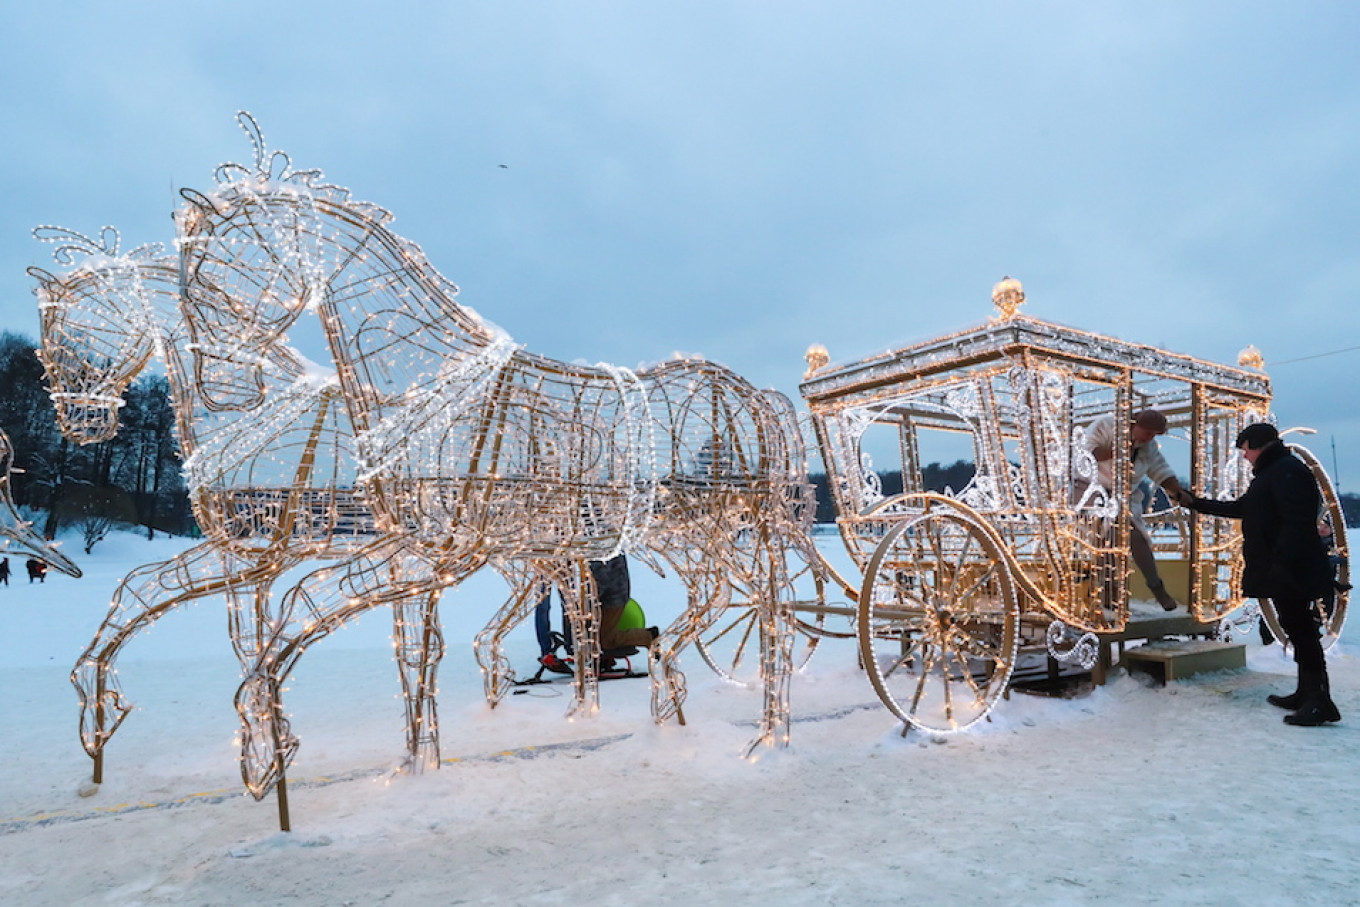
left=1122, top=640, right=1246, bottom=683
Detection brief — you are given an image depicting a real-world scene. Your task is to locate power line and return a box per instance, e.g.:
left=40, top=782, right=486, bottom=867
left=1270, top=344, right=1360, bottom=366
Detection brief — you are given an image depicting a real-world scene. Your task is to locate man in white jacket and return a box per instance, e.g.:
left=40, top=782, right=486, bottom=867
left=1084, top=409, right=1187, bottom=611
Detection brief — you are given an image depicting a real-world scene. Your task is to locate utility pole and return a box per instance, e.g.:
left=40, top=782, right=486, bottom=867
left=1333, top=435, right=1342, bottom=494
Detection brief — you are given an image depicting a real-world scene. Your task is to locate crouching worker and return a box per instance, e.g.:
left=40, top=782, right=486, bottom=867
left=1083, top=409, right=1187, bottom=611
left=1176, top=423, right=1340, bottom=726
left=590, top=553, right=659, bottom=671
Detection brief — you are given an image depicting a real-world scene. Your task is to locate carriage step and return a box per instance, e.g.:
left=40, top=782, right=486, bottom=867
left=1121, top=640, right=1245, bottom=684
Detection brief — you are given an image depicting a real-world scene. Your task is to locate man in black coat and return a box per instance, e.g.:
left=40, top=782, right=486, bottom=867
left=1177, top=423, right=1340, bottom=725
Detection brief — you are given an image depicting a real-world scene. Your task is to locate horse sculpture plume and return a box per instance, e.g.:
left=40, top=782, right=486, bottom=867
left=176, top=113, right=821, bottom=784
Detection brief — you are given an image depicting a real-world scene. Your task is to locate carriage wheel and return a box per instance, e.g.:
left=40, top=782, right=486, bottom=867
left=696, top=556, right=827, bottom=688
left=1258, top=445, right=1349, bottom=650
left=858, top=508, right=1019, bottom=733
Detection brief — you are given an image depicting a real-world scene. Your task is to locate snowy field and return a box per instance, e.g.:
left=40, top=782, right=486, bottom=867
left=2, top=530, right=1359, bottom=906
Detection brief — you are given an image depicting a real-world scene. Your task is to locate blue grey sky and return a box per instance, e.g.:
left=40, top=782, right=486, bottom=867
left=2, top=2, right=1357, bottom=487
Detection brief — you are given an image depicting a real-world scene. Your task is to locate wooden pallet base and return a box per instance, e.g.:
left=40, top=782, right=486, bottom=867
left=1122, top=639, right=1246, bottom=684
left=1094, top=614, right=1221, bottom=684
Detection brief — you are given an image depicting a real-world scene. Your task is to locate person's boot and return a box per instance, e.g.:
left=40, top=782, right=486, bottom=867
left=539, top=652, right=574, bottom=675
left=1283, top=670, right=1342, bottom=725
left=1148, top=580, right=1179, bottom=612
left=1267, top=667, right=1303, bottom=710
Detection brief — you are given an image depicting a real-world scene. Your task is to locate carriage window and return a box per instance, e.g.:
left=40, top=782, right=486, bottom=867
left=855, top=416, right=975, bottom=500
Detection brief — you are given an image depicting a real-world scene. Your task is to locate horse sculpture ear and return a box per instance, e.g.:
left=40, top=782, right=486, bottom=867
left=27, top=266, right=57, bottom=285
left=180, top=188, right=221, bottom=216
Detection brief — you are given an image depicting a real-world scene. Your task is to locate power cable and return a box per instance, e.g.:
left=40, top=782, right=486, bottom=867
left=1269, top=344, right=1360, bottom=366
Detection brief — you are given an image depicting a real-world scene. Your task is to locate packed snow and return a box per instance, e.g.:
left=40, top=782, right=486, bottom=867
left=2, top=530, right=1359, bottom=905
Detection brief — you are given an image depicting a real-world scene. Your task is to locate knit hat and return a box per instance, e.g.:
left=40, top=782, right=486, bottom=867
left=1235, top=423, right=1279, bottom=450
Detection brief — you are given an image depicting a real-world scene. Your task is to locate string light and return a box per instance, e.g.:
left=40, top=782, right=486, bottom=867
left=42, top=114, right=1333, bottom=824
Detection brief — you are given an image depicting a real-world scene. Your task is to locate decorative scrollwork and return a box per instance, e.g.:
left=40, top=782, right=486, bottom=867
left=1046, top=620, right=1099, bottom=670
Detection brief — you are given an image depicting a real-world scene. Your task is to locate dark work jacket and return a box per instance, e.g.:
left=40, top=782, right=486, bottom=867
left=588, top=554, right=631, bottom=609
left=1189, top=442, right=1333, bottom=599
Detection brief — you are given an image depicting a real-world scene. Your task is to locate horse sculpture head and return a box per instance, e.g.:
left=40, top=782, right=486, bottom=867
left=175, top=113, right=375, bottom=414
left=177, top=112, right=501, bottom=432
left=30, top=227, right=174, bottom=445
left=176, top=190, right=317, bottom=412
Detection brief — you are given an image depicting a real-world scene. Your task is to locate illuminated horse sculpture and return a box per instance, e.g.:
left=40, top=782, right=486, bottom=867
left=176, top=116, right=819, bottom=790
left=29, top=228, right=409, bottom=805
left=31, top=225, right=638, bottom=809
left=0, top=428, right=82, bottom=579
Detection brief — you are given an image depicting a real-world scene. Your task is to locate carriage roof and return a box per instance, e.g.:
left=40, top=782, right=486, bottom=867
left=800, top=285, right=1271, bottom=415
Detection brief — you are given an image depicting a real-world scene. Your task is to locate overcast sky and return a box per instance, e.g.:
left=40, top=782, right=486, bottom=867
left=1, top=2, right=1356, bottom=487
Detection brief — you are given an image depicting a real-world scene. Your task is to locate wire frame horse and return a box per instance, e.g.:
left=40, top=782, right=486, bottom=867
left=29, top=227, right=407, bottom=809
left=176, top=114, right=820, bottom=775
left=31, top=228, right=588, bottom=819
left=0, top=428, right=82, bottom=578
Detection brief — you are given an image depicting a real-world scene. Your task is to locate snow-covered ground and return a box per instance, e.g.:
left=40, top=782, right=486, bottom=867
left=2, top=530, right=1359, bottom=905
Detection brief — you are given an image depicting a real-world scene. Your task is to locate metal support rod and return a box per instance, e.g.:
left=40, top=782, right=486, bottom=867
left=276, top=773, right=291, bottom=833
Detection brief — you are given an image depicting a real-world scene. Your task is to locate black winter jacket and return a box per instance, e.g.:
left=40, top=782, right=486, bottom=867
left=1189, top=442, right=1333, bottom=599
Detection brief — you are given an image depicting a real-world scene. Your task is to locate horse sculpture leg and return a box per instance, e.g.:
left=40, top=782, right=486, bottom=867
left=470, top=559, right=609, bottom=718
left=233, top=537, right=465, bottom=798
left=647, top=493, right=804, bottom=757
left=392, top=588, right=445, bottom=771
left=749, top=534, right=796, bottom=756
left=560, top=561, right=611, bottom=719
left=473, top=562, right=559, bottom=708
left=648, top=561, right=730, bottom=730
left=230, top=573, right=302, bottom=804
left=71, top=542, right=260, bottom=784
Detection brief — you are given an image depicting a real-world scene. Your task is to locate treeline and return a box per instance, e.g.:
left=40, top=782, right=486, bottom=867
left=808, top=461, right=977, bottom=523
left=0, top=331, right=192, bottom=548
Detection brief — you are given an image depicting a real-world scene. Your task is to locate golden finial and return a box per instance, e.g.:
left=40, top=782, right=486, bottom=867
left=804, top=343, right=829, bottom=378
left=1237, top=345, right=1265, bottom=370
left=991, top=276, right=1025, bottom=321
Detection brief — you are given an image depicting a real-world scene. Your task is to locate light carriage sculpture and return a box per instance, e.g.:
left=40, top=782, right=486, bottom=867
left=173, top=115, right=821, bottom=790
left=798, top=277, right=1349, bottom=732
